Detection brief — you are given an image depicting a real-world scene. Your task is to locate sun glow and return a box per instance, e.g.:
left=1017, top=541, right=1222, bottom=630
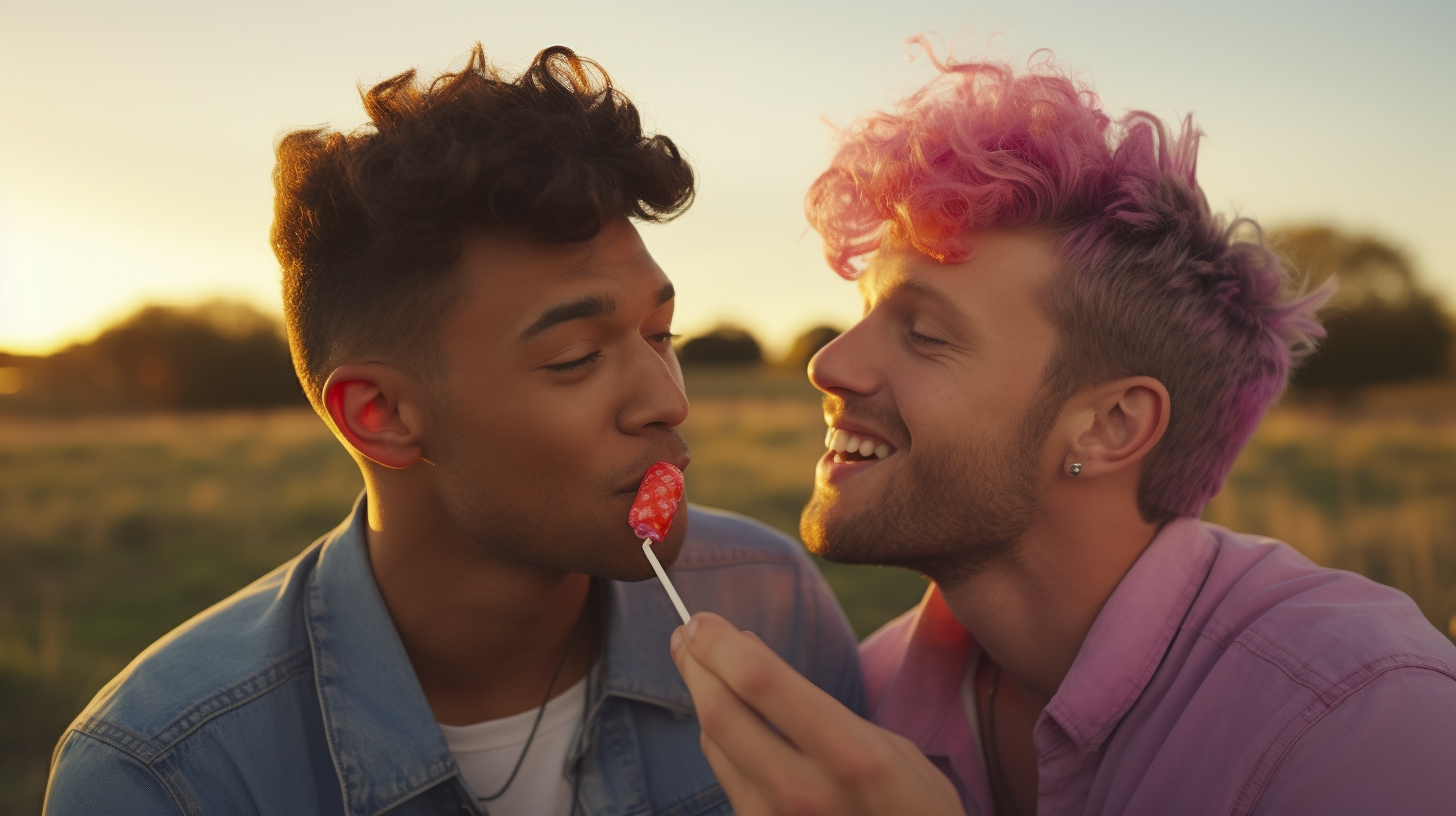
left=2, top=1, right=1451, bottom=358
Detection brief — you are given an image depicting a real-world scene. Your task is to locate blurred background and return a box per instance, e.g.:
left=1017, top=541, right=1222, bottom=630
left=3, top=0, right=1454, bottom=811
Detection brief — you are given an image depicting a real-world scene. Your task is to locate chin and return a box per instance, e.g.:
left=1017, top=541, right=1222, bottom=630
left=577, top=517, right=689, bottom=583
left=800, top=484, right=941, bottom=568
left=799, top=490, right=866, bottom=562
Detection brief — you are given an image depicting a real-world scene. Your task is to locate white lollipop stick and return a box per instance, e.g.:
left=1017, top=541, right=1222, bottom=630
left=641, top=539, right=691, bottom=624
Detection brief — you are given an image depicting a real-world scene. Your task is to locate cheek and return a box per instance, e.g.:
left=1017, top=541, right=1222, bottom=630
left=890, top=367, right=970, bottom=445
left=457, top=366, right=643, bottom=506
left=465, top=383, right=605, bottom=481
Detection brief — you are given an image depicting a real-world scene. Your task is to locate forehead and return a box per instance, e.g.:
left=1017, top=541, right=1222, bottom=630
left=448, top=220, right=668, bottom=334
left=858, top=230, right=1062, bottom=314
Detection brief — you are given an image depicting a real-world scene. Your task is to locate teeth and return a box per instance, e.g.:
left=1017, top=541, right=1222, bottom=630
left=824, top=427, right=897, bottom=460
left=833, top=452, right=844, bottom=463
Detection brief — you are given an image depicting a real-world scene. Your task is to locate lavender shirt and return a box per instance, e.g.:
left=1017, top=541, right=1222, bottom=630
left=861, top=518, right=1456, bottom=815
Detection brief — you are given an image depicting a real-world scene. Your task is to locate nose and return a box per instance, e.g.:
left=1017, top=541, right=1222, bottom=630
left=807, top=319, right=881, bottom=399
left=619, top=341, right=690, bottom=433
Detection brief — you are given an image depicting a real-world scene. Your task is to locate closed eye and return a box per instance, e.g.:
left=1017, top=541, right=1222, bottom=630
left=544, top=351, right=602, bottom=372
left=907, top=330, right=949, bottom=347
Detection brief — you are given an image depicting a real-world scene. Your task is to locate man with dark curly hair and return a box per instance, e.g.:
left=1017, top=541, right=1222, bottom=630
left=44, top=45, right=862, bottom=816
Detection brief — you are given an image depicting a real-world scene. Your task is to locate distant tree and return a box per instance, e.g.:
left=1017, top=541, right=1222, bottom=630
left=781, top=325, right=841, bottom=371
left=677, top=326, right=763, bottom=366
left=1274, top=227, right=1451, bottom=390
left=0, top=301, right=306, bottom=414
left=95, top=302, right=305, bottom=410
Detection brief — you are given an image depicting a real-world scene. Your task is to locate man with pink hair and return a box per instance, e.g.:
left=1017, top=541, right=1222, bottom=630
left=668, top=49, right=1456, bottom=815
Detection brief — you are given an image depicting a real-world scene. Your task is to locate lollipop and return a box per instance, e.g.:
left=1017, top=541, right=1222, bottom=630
left=630, top=462, right=690, bottom=623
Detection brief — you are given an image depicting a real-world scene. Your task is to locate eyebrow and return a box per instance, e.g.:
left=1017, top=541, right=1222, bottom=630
left=891, top=278, right=956, bottom=310
left=519, top=282, right=676, bottom=341
left=521, top=295, right=616, bottom=340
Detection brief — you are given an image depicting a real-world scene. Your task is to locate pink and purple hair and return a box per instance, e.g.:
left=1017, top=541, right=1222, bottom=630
left=805, top=45, right=1329, bottom=522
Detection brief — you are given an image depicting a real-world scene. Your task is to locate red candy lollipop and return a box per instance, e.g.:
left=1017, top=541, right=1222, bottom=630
left=631, top=462, right=691, bottom=623
left=628, top=462, right=685, bottom=543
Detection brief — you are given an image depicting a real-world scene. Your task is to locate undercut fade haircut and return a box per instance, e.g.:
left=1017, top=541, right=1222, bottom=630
left=271, top=44, right=695, bottom=408
left=806, top=42, right=1330, bottom=523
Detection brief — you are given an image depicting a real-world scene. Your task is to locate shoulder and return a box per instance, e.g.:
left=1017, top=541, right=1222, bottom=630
left=62, top=543, right=322, bottom=760
left=1250, top=664, right=1456, bottom=815
left=1194, top=524, right=1456, bottom=686
left=45, top=728, right=186, bottom=815
left=664, top=504, right=864, bottom=711
left=675, top=503, right=809, bottom=568
left=1177, top=525, right=1456, bottom=811
left=670, top=504, right=832, bottom=623
left=670, top=504, right=826, bottom=622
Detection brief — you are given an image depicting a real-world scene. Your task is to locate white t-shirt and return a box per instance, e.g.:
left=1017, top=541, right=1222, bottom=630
left=438, top=676, right=588, bottom=816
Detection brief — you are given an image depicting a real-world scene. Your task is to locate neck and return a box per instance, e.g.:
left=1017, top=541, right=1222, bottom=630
left=362, top=467, right=596, bottom=726
left=936, top=480, right=1160, bottom=713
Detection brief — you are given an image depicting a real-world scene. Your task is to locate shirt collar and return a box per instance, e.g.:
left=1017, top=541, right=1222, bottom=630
left=600, top=578, right=694, bottom=715
left=870, top=520, right=1219, bottom=767
left=305, top=494, right=695, bottom=816
left=305, top=494, right=459, bottom=816
left=872, top=584, right=977, bottom=756
left=1042, top=517, right=1217, bottom=754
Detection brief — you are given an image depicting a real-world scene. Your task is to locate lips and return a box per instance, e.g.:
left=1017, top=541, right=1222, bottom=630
left=614, top=449, right=691, bottom=495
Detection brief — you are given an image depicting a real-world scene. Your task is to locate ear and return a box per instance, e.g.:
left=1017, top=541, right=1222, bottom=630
left=322, top=364, right=430, bottom=470
left=1059, top=376, right=1170, bottom=480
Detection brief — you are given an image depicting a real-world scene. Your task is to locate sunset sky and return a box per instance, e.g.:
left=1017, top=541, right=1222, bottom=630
left=2, top=0, right=1452, bottom=356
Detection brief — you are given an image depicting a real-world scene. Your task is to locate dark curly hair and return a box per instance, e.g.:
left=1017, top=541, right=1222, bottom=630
left=271, top=44, right=695, bottom=407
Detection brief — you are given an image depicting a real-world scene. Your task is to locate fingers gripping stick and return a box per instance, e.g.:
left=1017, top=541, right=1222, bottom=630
left=630, top=462, right=690, bottom=624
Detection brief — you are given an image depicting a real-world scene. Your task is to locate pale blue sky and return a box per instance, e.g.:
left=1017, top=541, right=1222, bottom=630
left=2, top=0, right=1451, bottom=354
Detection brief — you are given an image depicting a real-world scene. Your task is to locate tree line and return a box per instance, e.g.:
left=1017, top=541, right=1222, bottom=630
left=0, top=227, right=1449, bottom=414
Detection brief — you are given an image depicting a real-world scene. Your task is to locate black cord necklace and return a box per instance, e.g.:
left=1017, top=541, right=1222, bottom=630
left=985, top=662, right=1026, bottom=816
left=478, top=610, right=583, bottom=806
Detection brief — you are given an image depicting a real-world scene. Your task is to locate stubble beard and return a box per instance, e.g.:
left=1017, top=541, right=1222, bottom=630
left=800, top=398, right=1058, bottom=585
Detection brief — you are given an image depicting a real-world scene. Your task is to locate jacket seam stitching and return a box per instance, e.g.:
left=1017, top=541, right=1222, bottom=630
left=150, top=648, right=313, bottom=750
left=71, top=718, right=163, bottom=763
left=64, top=729, right=190, bottom=815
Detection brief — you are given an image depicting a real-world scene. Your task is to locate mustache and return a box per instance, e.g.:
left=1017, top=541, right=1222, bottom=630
left=610, top=429, right=690, bottom=493
left=822, top=395, right=911, bottom=448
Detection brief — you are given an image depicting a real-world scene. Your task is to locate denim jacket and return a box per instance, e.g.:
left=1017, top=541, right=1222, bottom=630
left=45, top=497, right=864, bottom=815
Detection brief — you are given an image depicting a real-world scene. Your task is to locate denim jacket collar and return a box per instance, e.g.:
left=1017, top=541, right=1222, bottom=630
left=305, top=497, right=458, bottom=816
left=305, top=494, right=694, bottom=816
left=601, top=581, right=694, bottom=717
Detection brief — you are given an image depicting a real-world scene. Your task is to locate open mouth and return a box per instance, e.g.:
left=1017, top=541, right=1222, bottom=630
left=824, top=427, right=897, bottom=464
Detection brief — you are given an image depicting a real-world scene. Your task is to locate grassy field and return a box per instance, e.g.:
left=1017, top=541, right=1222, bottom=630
left=2, top=369, right=1454, bottom=812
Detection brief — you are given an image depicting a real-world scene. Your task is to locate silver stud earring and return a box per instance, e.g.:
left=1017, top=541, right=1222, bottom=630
left=1069, top=463, right=1082, bottom=476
